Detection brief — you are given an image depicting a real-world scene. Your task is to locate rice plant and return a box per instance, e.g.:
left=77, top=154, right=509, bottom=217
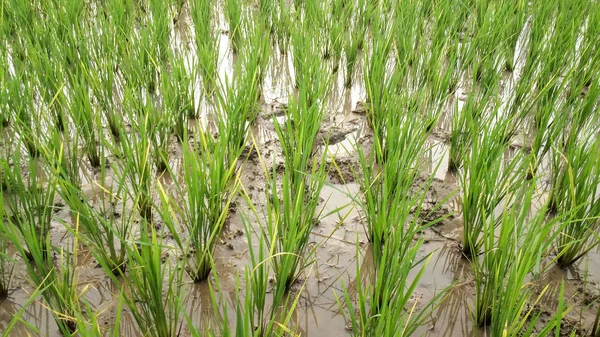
left=191, top=0, right=219, bottom=97
left=339, top=230, right=447, bottom=336
left=2, top=154, right=55, bottom=261
left=69, top=69, right=102, bottom=168
left=273, top=0, right=293, bottom=54
left=55, top=156, right=133, bottom=275
left=112, top=88, right=154, bottom=222
left=553, top=130, right=600, bottom=268
left=45, top=127, right=81, bottom=191
left=355, top=92, right=440, bottom=258
left=88, top=13, right=121, bottom=142
left=1, top=171, right=87, bottom=335
left=225, top=0, right=243, bottom=53
left=262, top=145, right=328, bottom=293
left=363, top=9, right=397, bottom=158
left=9, top=72, right=41, bottom=158
left=149, top=0, right=172, bottom=64
left=342, top=16, right=366, bottom=88
left=472, top=184, right=571, bottom=335
left=164, top=54, right=196, bottom=142
left=157, top=129, right=238, bottom=282
left=0, top=195, right=15, bottom=300
left=264, top=74, right=331, bottom=292
left=122, top=223, right=186, bottom=337
left=144, top=95, right=173, bottom=173
left=460, top=107, right=523, bottom=257
left=216, top=16, right=269, bottom=165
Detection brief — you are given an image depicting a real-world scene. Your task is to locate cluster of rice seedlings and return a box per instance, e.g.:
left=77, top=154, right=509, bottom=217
left=10, top=74, right=42, bottom=158
left=121, top=224, right=186, bottom=337
left=191, top=0, right=220, bottom=97
left=459, top=107, right=522, bottom=257
left=145, top=95, right=174, bottom=173
left=272, top=0, right=293, bottom=54
left=1, top=160, right=87, bottom=335
left=2, top=155, right=55, bottom=262
left=158, top=128, right=238, bottom=282
left=216, top=15, right=270, bottom=164
left=342, top=11, right=366, bottom=88
left=45, top=124, right=82, bottom=191
left=0, top=196, right=15, bottom=300
left=249, top=23, right=333, bottom=293
left=356, top=92, right=439, bottom=252
left=69, top=70, right=103, bottom=168
left=322, top=0, right=348, bottom=73
left=363, top=8, right=396, bottom=157
left=393, top=0, right=423, bottom=70
left=552, top=131, right=600, bottom=267
left=112, top=90, right=154, bottom=222
left=225, top=0, right=243, bottom=53
left=163, top=53, right=196, bottom=142
left=473, top=184, right=571, bottom=335
left=339, top=233, right=447, bottom=336
left=56, top=163, right=133, bottom=275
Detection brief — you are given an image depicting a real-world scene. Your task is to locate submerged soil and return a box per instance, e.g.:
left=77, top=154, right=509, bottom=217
left=1, top=12, right=599, bottom=337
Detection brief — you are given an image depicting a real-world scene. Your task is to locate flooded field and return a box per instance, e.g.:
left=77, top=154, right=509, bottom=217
left=1, top=0, right=599, bottom=336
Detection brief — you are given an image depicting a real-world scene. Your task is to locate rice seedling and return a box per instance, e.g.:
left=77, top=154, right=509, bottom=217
left=144, top=95, right=173, bottom=173
left=273, top=0, right=292, bottom=54
left=242, top=14, right=271, bottom=94
left=342, top=14, right=366, bottom=88
left=500, top=1, right=527, bottom=72
left=0, top=196, right=15, bottom=300
left=121, top=222, right=186, bottom=337
left=472, top=183, right=571, bottom=335
left=88, top=13, right=121, bottom=142
left=105, top=0, right=135, bottom=62
left=112, top=88, right=154, bottom=222
left=263, top=67, right=332, bottom=292
left=69, top=69, right=102, bottom=168
left=393, top=0, right=423, bottom=69
left=259, top=0, right=276, bottom=34
left=274, top=38, right=330, bottom=183
left=459, top=106, right=523, bottom=258
left=164, top=54, right=196, bottom=142
left=355, top=93, right=442, bottom=258
left=552, top=130, right=600, bottom=268
left=215, top=16, right=269, bottom=165
left=157, top=128, right=239, bottom=282
left=27, top=39, right=68, bottom=132
left=325, top=0, right=346, bottom=72
left=363, top=9, right=397, bottom=158
left=122, top=23, right=159, bottom=94
left=2, top=154, right=55, bottom=261
left=338, top=233, right=448, bottom=336
left=149, top=0, right=172, bottom=64
left=44, top=122, right=82, bottom=191
left=262, top=146, right=329, bottom=293
left=54, top=153, right=133, bottom=276
left=8, top=71, right=41, bottom=158
left=191, top=0, right=219, bottom=97
left=225, top=0, right=243, bottom=53
left=1, top=171, right=90, bottom=335
left=448, top=87, right=497, bottom=173
left=205, top=181, right=309, bottom=336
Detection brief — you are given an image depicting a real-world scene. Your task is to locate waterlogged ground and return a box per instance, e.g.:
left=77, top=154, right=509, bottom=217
left=2, top=8, right=600, bottom=337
